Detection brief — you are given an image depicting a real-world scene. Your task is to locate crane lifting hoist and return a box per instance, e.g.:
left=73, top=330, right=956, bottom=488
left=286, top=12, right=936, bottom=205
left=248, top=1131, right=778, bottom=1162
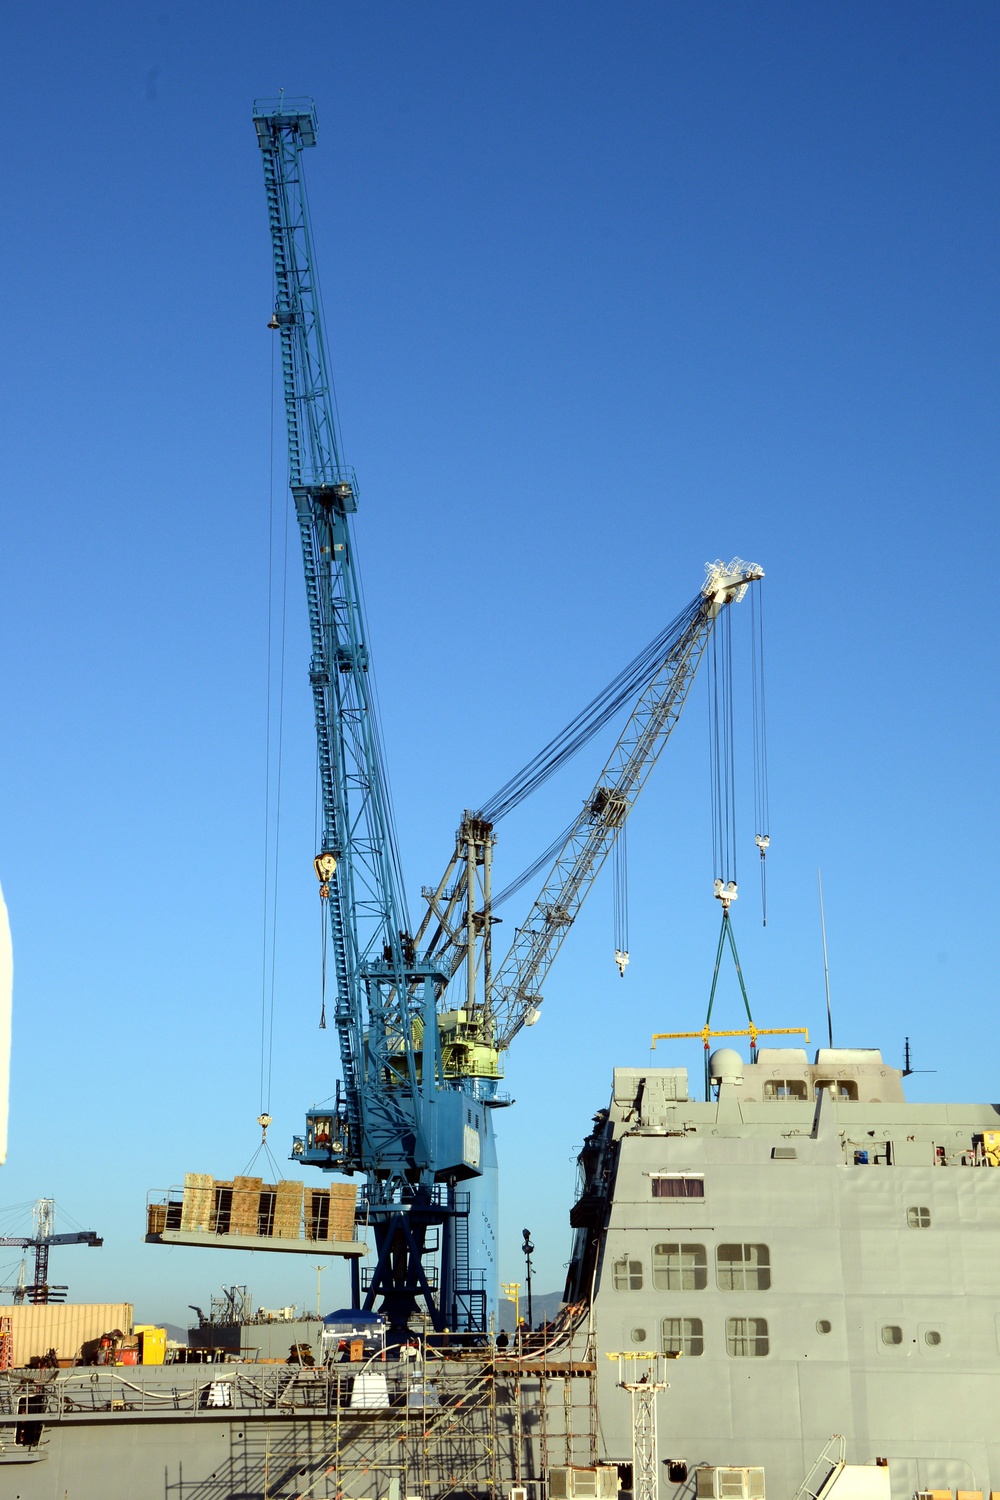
left=254, top=96, right=762, bottom=1338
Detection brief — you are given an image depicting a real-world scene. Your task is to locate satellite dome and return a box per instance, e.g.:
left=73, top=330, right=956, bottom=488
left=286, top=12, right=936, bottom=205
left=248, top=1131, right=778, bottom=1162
left=709, top=1047, right=744, bottom=1084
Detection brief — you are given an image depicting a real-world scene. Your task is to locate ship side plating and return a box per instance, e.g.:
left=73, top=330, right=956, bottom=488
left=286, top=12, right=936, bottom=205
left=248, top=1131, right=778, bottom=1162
left=565, top=1046, right=1000, bottom=1500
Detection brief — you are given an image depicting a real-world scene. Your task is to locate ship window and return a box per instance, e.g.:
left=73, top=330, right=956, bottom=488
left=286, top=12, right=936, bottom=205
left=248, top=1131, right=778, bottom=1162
left=763, top=1079, right=808, bottom=1100
left=814, top=1079, right=859, bottom=1100
left=726, top=1317, right=769, bottom=1357
left=881, top=1324, right=903, bottom=1346
left=816, top=1319, right=832, bottom=1334
left=653, top=1243, right=707, bottom=1291
left=613, top=1258, right=643, bottom=1291
left=661, top=1316, right=704, bottom=1357
left=907, top=1206, right=931, bottom=1228
left=651, top=1175, right=705, bottom=1199
left=924, top=1329, right=942, bottom=1346
left=716, top=1244, right=771, bottom=1291
left=630, top=1327, right=647, bottom=1343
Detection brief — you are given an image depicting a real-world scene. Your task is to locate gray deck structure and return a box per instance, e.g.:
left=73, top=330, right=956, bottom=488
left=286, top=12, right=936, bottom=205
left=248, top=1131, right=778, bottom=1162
left=563, top=1046, right=1000, bottom=1500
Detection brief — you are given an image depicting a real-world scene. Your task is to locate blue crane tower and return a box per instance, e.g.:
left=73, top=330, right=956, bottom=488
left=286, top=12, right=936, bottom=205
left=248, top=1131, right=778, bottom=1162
left=254, top=96, right=762, bottom=1339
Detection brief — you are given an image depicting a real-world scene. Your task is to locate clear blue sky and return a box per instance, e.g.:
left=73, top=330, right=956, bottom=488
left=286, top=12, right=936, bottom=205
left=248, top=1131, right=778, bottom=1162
left=0, top=1, right=997, bottom=1326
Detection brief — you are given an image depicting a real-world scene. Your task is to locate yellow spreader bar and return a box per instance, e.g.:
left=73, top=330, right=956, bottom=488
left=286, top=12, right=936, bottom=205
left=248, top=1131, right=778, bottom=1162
left=652, top=1025, right=809, bottom=1049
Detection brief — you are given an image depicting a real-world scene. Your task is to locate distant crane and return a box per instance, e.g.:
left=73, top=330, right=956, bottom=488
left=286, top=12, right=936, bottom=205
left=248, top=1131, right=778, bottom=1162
left=0, top=1199, right=102, bottom=1304
left=254, top=95, right=762, bottom=1337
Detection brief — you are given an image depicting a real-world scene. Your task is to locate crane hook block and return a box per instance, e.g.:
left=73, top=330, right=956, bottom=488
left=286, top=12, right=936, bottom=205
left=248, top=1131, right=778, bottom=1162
left=714, top=879, right=738, bottom=909
left=615, top=949, right=630, bottom=977
left=755, top=835, right=770, bottom=857
left=314, top=852, right=337, bottom=899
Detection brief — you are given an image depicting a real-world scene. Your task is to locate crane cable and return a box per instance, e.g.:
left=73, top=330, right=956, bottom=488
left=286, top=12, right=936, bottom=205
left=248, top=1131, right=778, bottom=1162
left=708, top=606, right=737, bottom=894
left=257, top=323, right=289, bottom=1140
left=750, top=584, right=770, bottom=925
left=703, top=604, right=755, bottom=1090
left=477, top=596, right=703, bottom=825
left=613, top=820, right=629, bottom=977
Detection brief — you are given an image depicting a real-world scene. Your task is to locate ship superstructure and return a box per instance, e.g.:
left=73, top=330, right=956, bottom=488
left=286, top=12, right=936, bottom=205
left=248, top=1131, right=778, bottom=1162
left=565, top=1044, right=1000, bottom=1500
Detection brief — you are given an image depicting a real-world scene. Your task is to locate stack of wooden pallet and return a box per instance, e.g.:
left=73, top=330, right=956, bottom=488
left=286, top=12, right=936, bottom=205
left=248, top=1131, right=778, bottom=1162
left=177, top=1174, right=357, bottom=1243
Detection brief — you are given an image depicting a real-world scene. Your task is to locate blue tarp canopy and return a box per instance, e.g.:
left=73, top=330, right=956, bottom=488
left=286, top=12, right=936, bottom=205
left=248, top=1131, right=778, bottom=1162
left=323, top=1308, right=383, bottom=1327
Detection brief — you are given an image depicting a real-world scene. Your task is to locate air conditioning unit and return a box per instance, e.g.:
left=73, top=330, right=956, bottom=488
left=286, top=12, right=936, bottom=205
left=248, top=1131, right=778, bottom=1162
left=695, top=1468, right=765, bottom=1500
left=548, top=1467, right=620, bottom=1500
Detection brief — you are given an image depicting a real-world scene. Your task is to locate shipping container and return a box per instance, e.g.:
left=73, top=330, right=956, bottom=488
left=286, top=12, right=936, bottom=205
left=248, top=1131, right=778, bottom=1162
left=4, top=1303, right=133, bottom=1367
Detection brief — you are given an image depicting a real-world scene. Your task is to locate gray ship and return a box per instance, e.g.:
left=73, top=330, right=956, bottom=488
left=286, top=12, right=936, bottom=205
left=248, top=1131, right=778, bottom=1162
left=564, top=1042, right=1000, bottom=1500
left=3, top=1038, right=998, bottom=1500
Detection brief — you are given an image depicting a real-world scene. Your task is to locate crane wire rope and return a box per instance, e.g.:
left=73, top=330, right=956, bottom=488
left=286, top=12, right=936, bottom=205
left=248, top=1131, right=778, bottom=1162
left=708, top=606, right=737, bottom=889
left=613, top=819, right=629, bottom=977
left=750, top=583, right=770, bottom=924
left=258, top=329, right=291, bottom=1124
left=477, top=597, right=703, bottom=827
left=302, top=158, right=412, bottom=940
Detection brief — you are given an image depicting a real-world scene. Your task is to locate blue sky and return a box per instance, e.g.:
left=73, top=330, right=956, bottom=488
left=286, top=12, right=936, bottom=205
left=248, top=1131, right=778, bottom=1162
left=0, top=1, right=997, bottom=1325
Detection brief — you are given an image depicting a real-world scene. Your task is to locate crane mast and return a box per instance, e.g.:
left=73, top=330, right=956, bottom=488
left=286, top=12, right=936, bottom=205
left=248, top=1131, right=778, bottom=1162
left=256, top=98, right=434, bottom=1177
left=256, top=98, right=489, bottom=1337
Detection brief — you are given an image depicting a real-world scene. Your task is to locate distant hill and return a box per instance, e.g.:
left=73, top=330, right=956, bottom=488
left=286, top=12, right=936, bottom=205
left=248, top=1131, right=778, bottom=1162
left=154, top=1322, right=189, bottom=1343
left=497, top=1290, right=562, bottom=1332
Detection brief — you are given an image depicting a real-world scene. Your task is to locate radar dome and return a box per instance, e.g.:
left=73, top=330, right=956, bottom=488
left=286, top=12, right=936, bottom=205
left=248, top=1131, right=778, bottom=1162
left=708, top=1047, right=744, bottom=1085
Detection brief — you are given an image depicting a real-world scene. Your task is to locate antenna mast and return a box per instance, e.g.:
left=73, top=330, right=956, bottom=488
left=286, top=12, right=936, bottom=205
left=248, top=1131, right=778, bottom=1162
left=818, top=868, right=833, bottom=1049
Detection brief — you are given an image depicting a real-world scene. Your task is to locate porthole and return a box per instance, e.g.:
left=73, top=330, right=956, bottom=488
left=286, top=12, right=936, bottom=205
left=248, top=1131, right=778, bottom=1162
left=907, top=1206, right=931, bottom=1229
left=881, top=1324, right=903, bottom=1346
left=816, top=1319, right=832, bottom=1334
left=630, top=1327, right=647, bottom=1343
left=924, top=1329, right=942, bottom=1347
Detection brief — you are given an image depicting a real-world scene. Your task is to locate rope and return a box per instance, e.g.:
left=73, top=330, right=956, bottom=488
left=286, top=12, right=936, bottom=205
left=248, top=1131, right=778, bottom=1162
left=613, top=820, right=629, bottom=976
left=707, top=609, right=737, bottom=887
left=477, top=597, right=703, bottom=825
left=750, top=583, right=770, bottom=925
left=259, top=329, right=289, bottom=1120
left=319, top=894, right=328, bottom=1030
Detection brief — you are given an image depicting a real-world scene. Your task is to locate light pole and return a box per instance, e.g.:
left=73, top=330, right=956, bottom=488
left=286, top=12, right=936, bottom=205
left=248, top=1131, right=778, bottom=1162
left=522, top=1229, right=534, bottom=1329
left=314, top=1264, right=328, bottom=1318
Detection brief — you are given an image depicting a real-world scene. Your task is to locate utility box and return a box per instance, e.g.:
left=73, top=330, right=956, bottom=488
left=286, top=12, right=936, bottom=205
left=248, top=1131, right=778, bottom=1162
left=549, top=1467, right=620, bottom=1500
left=696, top=1468, right=765, bottom=1500
left=135, top=1325, right=166, bottom=1365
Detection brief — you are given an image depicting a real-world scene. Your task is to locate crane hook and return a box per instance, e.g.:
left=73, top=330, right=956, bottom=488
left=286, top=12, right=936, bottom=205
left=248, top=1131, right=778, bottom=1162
left=314, top=852, right=337, bottom=900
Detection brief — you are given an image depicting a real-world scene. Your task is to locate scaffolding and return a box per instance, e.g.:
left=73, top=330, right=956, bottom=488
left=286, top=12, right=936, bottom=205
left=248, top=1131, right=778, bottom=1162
left=0, top=1334, right=599, bottom=1500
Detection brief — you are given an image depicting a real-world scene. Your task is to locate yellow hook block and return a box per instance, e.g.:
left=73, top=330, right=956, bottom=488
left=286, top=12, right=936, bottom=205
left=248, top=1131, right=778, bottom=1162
left=314, top=852, right=337, bottom=899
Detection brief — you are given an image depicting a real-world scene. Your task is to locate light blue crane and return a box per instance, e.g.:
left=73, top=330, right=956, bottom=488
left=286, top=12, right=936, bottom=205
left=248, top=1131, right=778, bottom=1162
left=254, top=95, right=762, bottom=1339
